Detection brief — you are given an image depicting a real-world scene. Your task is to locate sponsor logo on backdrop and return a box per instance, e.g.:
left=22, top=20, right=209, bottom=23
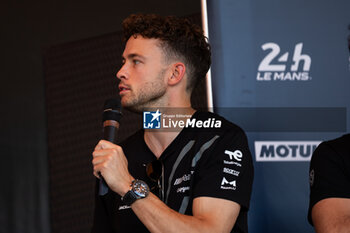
left=257, top=42, right=312, bottom=81
left=254, top=141, right=321, bottom=161
left=143, top=109, right=222, bottom=130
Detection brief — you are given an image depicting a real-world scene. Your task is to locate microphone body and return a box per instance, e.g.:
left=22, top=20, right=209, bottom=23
left=103, top=120, right=120, bottom=143
left=99, top=99, right=122, bottom=196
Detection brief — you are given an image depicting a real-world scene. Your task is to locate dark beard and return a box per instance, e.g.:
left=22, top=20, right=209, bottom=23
left=121, top=69, right=167, bottom=113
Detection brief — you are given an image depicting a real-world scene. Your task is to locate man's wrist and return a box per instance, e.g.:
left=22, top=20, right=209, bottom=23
left=120, top=178, right=134, bottom=196
left=121, top=179, right=150, bottom=206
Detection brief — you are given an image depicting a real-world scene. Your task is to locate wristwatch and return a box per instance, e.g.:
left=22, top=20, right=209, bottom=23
left=121, top=179, right=150, bottom=205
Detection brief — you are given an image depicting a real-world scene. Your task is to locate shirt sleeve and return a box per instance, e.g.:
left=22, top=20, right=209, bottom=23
left=192, top=129, right=254, bottom=210
left=307, top=141, right=350, bottom=224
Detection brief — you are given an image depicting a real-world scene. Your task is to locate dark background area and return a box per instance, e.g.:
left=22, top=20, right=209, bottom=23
left=1, top=1, right=201, bottom=233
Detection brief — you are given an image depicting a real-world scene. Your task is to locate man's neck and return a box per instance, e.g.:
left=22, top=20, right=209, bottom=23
left=143, top=107, right=195, bottom=158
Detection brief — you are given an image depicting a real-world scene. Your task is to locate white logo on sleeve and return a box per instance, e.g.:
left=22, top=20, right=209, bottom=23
left=220, top=177, right=236, bottom=190
left=223, top=167, right=240, bottom=176
left=225, top=150, right=243, bottom=161
left=118, top=205, right=131, bottom=210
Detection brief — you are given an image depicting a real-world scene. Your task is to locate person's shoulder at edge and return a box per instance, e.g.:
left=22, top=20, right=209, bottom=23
left=313, top=133, right=350, bottom=160
left=324, top=133, right=350, bottom=150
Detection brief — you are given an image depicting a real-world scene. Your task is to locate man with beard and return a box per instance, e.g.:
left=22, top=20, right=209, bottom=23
left=91, top=14, right=253, bottom=233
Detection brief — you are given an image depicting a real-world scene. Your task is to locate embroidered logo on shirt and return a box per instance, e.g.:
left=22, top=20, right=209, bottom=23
left=223, top=160, right=242, bottom=167
left=177, top=186, right=190, bottom=193
left=309, top=169, right=315, bottom=186
left=174, top=174, right=191, bottom=185
left=225, top=150, right=243, bottom=161
left=220, top=177, right=237, bottom=190
left=118, top=205, right=131, bottom=210
left=223, top=167, right=240, bottom=176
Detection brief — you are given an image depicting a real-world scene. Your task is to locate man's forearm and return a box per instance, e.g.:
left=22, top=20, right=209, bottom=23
left=313, top=198, right=350, bottom=233
left=131, top=193, right=238, bottom=233
left=314, top=217, right=350, bottom=233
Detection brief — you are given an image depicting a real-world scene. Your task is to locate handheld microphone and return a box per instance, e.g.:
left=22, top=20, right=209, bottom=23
left=99, top=98, right=123, bottom=196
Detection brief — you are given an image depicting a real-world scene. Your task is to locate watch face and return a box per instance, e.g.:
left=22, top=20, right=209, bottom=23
left=132, top=180, right=150, bottom=198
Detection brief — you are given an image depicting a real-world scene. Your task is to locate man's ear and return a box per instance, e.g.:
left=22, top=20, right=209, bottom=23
left=168, top=62, right=186, bottom=86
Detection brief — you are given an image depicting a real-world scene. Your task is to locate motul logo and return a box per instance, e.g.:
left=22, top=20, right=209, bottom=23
left=254, top=141, right=321, bottom=162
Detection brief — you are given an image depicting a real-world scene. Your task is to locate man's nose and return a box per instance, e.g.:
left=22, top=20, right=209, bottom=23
left=116, top=64, right=128, bottom=80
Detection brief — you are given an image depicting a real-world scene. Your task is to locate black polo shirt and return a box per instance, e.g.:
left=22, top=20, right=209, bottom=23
left=91, top=111, right=254, bottom=233
left=308, top=134, right=350, bottom=225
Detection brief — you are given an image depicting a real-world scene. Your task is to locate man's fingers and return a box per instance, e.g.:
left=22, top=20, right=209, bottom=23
left=92, top=156, right=104, bottom=166
left=92, top=153, right=116, bottom=178
left=93, top=148, right=119, bottom=160
left=94, top=139, right=117, bottom=150
left=93, top=170, right=100, bottom=179
left=91, top=140, right=125, bottom=184
left=93, top=162, right=106, bottom=179
left=93, top=140, right=121, bottom=157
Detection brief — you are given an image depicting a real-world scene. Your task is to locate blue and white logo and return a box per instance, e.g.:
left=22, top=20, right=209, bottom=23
left=143, top=110, right=162, bottom=129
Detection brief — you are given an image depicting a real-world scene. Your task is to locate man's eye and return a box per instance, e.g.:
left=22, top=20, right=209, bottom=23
left=133, top=60, right=140, bottom=65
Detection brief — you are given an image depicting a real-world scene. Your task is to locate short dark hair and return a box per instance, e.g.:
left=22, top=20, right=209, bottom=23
left=122, top=13, right=211, bottom=92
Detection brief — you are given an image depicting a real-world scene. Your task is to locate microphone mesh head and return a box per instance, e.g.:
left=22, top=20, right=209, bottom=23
left=103, top=98, right=122, bottom=122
